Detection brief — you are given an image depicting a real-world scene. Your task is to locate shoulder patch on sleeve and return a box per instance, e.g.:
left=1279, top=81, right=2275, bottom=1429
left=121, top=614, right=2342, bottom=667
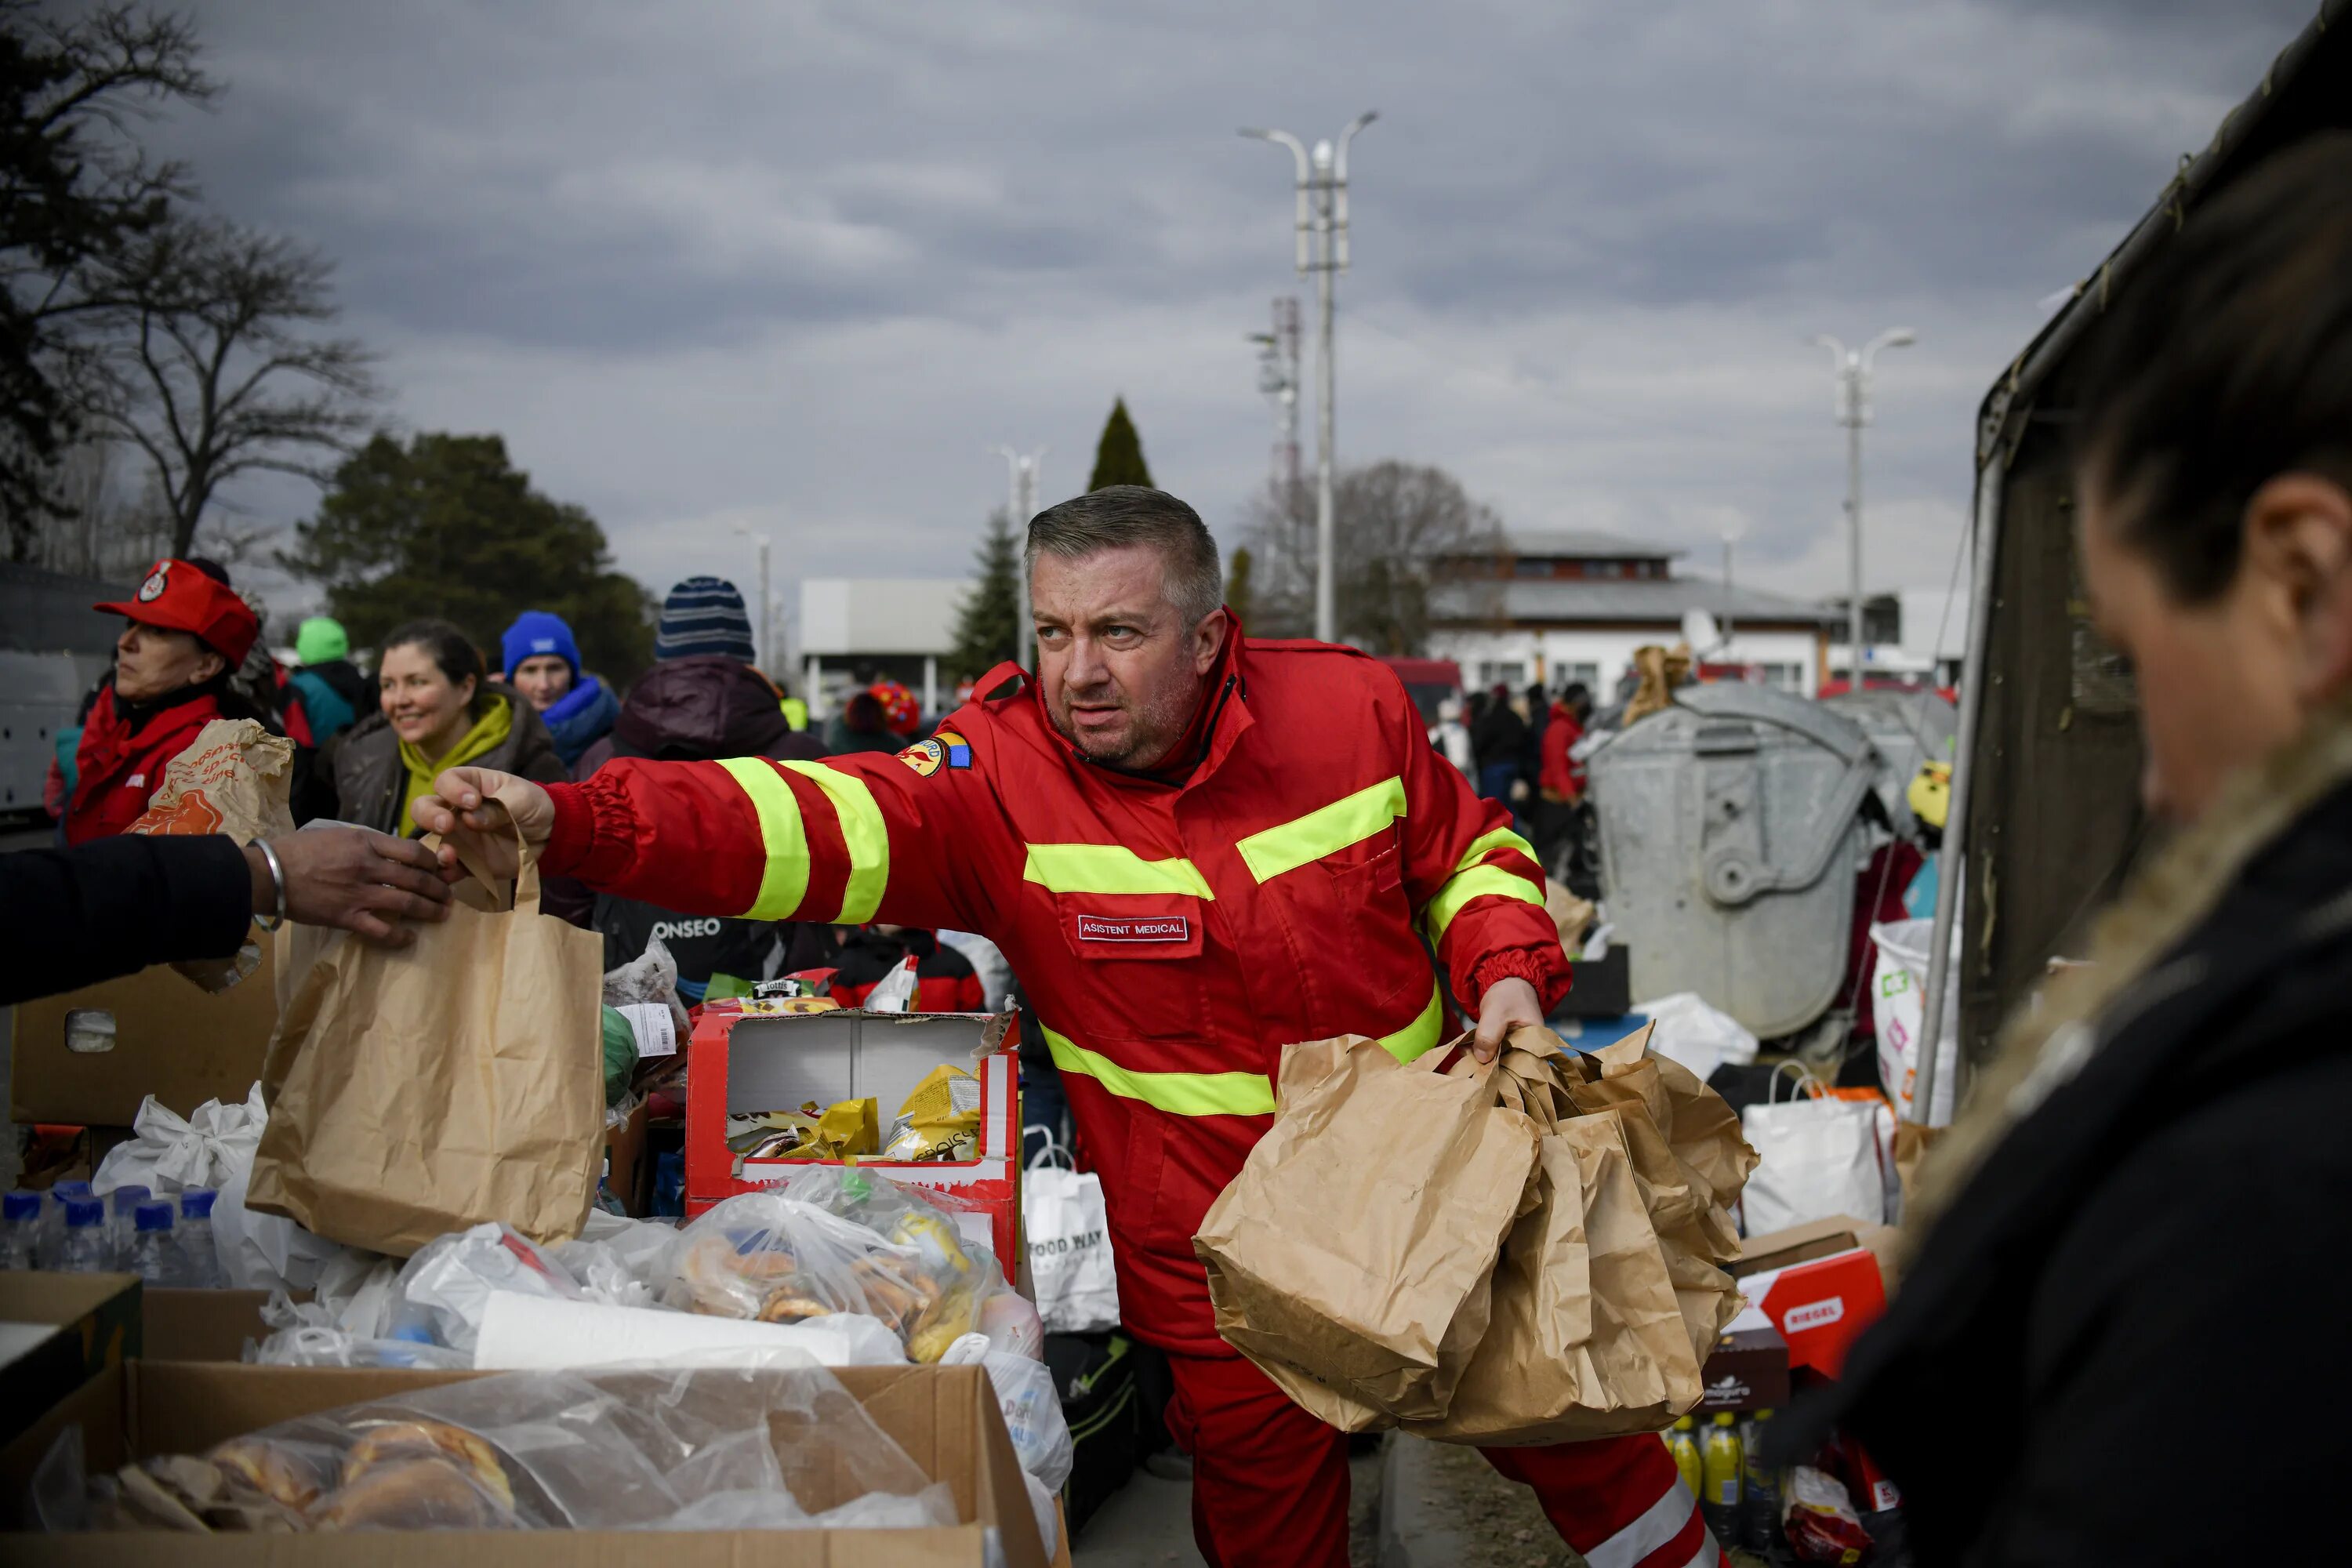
left=896, top=727, right=973, bottom=777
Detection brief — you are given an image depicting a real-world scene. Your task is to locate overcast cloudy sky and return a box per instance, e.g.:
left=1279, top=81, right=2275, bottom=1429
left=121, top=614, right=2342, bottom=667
left=146, top=0, right=2315, bottom=622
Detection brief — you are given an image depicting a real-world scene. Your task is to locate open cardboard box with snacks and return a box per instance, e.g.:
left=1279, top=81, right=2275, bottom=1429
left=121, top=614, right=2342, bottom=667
left=685, top=1003, right=1023, bottom=1276
left=0, top=1360, right=1053, bottom=1567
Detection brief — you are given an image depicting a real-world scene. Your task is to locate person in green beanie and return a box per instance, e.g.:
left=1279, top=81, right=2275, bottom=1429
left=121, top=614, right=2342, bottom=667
left=284, top=615, right=370, bottom=750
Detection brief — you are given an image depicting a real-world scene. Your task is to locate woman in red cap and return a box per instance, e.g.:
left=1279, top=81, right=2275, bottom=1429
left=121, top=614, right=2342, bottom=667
left=64, top=558, right=265, bottom=844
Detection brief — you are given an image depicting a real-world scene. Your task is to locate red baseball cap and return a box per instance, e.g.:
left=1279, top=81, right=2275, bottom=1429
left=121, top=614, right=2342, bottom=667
left=93, top=559, right=261, bottom=668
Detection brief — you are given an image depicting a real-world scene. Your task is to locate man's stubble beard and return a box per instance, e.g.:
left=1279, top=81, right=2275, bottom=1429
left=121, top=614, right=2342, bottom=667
left=1049, top=672, right=1207, bottom=771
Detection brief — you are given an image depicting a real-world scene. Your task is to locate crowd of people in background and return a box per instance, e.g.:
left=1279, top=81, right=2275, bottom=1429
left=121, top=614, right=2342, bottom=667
left=1436, top=677, right=1596, bottom=887
left=42, top=559, right=972, bottom=1008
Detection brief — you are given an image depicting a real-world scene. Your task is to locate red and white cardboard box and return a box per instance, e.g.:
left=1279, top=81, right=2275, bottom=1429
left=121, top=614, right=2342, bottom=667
left=1726, top=1245, right=1887, bottom=1378
left=684, top=1002, right=1023, bottom=1276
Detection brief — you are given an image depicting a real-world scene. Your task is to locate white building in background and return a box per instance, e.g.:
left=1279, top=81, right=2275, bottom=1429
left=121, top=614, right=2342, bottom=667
left=799, top=577, right=972, bottom=718
left=1425, top=530, right=1843, bottom=699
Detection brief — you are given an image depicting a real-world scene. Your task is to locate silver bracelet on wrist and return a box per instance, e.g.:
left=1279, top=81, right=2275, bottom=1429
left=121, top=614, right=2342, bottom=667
left=255, top=838, right=288, bottom=930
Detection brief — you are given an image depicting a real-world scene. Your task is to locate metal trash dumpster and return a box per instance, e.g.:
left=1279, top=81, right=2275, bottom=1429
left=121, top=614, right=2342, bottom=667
left=1587, top=684, right=1880, bottom=1040
left=1824, top=687, right=1958, bottom=835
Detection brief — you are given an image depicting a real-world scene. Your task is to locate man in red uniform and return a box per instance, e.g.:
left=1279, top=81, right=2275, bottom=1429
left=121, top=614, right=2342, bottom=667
left=421, top=487, right=1722, bottom=1568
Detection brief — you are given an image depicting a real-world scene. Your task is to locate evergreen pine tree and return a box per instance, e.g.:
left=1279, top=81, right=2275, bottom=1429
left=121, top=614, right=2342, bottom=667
left=1087, top=397, right=1153, bottom=490
left=949, top=507, right=1023, bottom=680
left=1226, top=546, right=1256, bottom=629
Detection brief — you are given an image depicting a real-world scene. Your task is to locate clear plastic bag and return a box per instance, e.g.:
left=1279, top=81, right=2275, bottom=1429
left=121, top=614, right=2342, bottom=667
left=89, top=1366, right=956, bottom=1533
left=390, top=1223, right=584, bottom=1353
left=663, top=1171, right=1006, bottom=1363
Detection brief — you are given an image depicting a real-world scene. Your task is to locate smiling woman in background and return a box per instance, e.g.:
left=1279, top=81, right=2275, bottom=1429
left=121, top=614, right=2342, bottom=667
left=330, top=619, right=564, bottom=836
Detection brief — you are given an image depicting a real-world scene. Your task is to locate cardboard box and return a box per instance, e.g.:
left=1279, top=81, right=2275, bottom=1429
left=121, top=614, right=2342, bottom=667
left=1696, top=1318, right=1789, bottom=1413
left=0, top=1273, right=141, bottom=1454
left=141, top=1289, right=276, bottom=1364
left=10, top=953, right=277, bottom=1127
left=1731, top=1218, right=1890, bottom=1378
left=686, top=1003, right=1024, bottom=1271
left=0, top=1360, right=1048, bottom=1566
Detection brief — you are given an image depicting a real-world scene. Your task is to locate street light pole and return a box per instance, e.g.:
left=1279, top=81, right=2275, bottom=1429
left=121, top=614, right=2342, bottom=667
left=994, top=445, right=1046, bottom=670
left=1813, top=328, right=1915, bottom=687
left=732, top=522, right=772, bottom=671
left=1243, top=111, right=1375, bottom=644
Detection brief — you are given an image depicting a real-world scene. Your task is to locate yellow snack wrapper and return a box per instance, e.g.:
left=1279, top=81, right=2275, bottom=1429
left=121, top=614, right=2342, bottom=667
left=897, top=1064, right=982, bottom=1125
left=810, top=1096, right=880, bottom=1160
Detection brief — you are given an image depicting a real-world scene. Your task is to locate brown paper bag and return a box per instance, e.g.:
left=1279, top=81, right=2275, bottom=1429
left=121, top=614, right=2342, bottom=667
left=247, top=808, right=604, bottom=1255
left=1406, top=1032, right=1751, bottom=1444
left=128, top=719, right=297, bottom=992
left=1194, top=1033, right=1541, bottom=1428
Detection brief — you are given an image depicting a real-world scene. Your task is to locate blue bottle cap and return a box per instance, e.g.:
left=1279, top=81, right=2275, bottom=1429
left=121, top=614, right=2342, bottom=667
left=180, top=1189, right=218, bottom=1219
left=2, top=1192, right=40, bottom=1221
left=134, top=1200, right=174, bottom=1232
left=63, top=1197, right=104, bottom=1226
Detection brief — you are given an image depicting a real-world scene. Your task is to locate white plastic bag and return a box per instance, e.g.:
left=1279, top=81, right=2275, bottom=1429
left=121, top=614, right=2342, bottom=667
left=1739, top=1067, right=1889, bottom=1233
left=935, top=930, right=1013, bottom=1011
left=862, top=955, right=920, bottom=1014
left=91, top=1086, right=263, bottom=1198
left=392, top=1223, right=585, bottom=1353
left=1632, top=992, right=1759, bottom=1083
left=1869, top=916, right=1958, bottom=1126
left=213, top=1132, right=361, bottom=1293
left=1023, top=1139, right=1120, bottom=1334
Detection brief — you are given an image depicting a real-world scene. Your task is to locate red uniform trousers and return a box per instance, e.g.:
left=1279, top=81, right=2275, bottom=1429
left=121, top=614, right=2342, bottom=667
left=1163, top=1353, right=1725, bottom=1568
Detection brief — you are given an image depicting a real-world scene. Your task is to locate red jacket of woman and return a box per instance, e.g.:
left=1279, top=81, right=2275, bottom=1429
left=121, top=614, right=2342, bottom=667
left=63, top=684, right=223, bottom=844
left=1537, top=702, right=1586, bottom=801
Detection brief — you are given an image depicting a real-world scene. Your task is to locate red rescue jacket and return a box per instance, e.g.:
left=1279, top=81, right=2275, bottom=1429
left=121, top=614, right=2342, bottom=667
left=543, top=631, right=1571, bottom=1352
left=1538, top=702, right=1586, bottom=801
left=64, top=684, right=223, bottom=845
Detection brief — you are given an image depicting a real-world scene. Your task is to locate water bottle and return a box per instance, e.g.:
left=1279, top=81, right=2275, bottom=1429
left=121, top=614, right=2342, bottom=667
left=0, top=1191, right=41, bottom=1269
left=41, top=1180, right=93, bottom=1266
left=176, top=1188, right=226, bottom=1288
left=107, top=1184, right=153, bottom=1269
left=125, top=1200, right=185, bottom=1286
left=56, top=1196, right=111, bottom=1272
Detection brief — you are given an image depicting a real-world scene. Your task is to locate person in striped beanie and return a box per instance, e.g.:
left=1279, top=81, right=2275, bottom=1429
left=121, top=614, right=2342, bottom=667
left=653, top=576, right=757, bottom=662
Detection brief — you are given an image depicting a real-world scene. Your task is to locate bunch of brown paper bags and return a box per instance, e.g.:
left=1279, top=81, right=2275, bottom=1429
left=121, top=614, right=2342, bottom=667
left=1195, top=1023, right=1758, bottom=1444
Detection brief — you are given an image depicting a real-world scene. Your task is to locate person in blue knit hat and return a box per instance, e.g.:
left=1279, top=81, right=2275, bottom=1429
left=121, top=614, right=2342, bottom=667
left=499, top=609, right=619, bottom=768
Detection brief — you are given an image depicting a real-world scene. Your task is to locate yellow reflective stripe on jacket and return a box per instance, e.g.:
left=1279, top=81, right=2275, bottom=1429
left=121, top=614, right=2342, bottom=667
left=1040, top=1025, right=1275, bottom=1116
left=1422, top=865, right=1544, bottom=945
left=1235, top=775, right=1408, bottom=883
left=1457, top=826, right=1538, bottom=873
left=780, top=761, right=890, bottom=923
left=1022, top=843, right=1215, bottom=899
left=718, top=757, right=810, bottom=920
left=1377, top=979, right=1446, bottom=1064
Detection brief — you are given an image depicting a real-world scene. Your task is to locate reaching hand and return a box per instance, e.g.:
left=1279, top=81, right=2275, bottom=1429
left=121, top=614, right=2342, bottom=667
left=410, top=767, right=553, bottom=883
left=252, top=827, right=456, bottom=949
left=1471, top=975, right=1544, bottom=1063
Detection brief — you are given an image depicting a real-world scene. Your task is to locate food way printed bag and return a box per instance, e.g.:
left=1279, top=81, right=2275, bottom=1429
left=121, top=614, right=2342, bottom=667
left=249, top=797, right=605, bottom=1255
left=1194, top=1033, right=1544, bottom=1429
left=1198, top=1024, right=1755, bottom=1444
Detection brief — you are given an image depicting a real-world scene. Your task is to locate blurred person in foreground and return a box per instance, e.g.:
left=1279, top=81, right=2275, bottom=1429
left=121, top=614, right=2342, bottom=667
left=1, top=826, right=454, bottom=1004
left=1788, top=134, right=2352, bottom=1565
left=63, top=558, right=265, bottom=844
left=332, top=619, right=564, bottom=835
left=501, top=609, right=619, bottom=769
left=559, top=579, right=824, bottom=998
left=416, top=485, right=1725, bottom=1568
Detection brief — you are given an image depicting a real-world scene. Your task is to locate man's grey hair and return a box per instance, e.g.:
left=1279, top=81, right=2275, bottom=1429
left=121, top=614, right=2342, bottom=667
left=1025, top=485, right=1224, bottom=626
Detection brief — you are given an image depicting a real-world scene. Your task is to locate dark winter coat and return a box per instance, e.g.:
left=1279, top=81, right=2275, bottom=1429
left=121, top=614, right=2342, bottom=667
left=327, top=693, right=567, bottom=836
left=1469, top=699, right=1528, bottom=772
left=0, top=833, right=253, bottom=1004
left=567, top=655, right=823, bottom=988
left=1788, top=713, right=2352, bottom=1566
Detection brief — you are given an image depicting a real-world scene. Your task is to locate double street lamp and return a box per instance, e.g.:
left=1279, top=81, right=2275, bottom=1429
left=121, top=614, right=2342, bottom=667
left=1243, top=111, right=1376, bottom=644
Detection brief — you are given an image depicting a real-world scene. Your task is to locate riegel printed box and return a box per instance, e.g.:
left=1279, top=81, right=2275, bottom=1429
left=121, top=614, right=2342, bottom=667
left=1730, top=1217, right=1893, bottom=1378
left=684, top=1003, right=1024, bottom=1274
